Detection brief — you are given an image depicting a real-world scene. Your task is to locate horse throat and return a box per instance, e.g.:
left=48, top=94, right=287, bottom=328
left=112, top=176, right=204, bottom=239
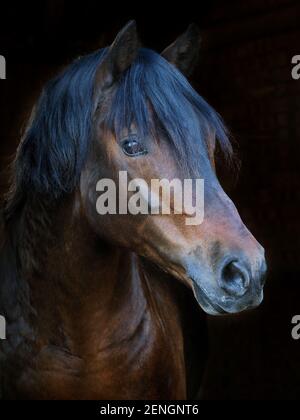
left=1, top=192, right=187, bottom=399
left=10, top=193, right=148, bottom=359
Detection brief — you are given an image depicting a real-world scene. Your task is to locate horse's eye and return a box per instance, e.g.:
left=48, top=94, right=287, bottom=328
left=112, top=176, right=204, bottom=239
left=121, top=137, right=147, bottom=157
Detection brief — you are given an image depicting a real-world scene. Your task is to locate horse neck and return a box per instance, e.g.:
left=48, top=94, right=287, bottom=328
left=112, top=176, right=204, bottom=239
left=14, top=192, right=147, bottom=350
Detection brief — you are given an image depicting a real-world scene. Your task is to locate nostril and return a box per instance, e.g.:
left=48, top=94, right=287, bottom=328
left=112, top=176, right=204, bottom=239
left=220, top=260, right=250, bottom=297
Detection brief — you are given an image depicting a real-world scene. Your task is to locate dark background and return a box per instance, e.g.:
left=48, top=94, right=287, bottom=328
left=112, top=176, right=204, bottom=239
left=0, top=0, right=299, bottom=399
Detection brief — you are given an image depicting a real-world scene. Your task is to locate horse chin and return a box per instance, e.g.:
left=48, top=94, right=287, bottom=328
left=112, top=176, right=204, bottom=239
left=192, top=282, right=227, bottom=315
left=192, top=281, right=264, bottom=316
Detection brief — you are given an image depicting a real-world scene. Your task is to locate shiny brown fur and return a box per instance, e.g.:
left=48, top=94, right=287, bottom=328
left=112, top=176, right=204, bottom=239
left=0, top=21, right=266, bottom=400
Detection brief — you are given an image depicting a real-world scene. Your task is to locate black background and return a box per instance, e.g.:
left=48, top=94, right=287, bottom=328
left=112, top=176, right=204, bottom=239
left=0, top=0, right=300, bottom=400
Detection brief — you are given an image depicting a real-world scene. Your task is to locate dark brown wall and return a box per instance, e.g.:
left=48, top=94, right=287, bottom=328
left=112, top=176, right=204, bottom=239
left=198, top=0, right=300, bottom=400
left=0, top=0, right=299, bottom=400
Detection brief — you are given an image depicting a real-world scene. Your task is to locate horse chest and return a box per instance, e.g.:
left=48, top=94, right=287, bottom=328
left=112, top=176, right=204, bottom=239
left=5, top=307, right=186, bottom=400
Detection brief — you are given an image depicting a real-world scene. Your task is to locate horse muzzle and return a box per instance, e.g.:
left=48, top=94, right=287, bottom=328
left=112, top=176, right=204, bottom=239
left=190, top=256, right=267, bottom=315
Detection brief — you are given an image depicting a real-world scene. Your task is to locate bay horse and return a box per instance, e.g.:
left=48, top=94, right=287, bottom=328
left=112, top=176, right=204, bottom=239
left=0, top=21, right=266, bottom=400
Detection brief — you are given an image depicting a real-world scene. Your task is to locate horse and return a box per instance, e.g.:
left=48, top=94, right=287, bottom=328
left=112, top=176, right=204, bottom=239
left=0, top=21, right=267, bottom=400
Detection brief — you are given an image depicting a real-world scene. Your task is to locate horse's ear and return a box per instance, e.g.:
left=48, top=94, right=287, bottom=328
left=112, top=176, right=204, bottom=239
left=95, top=20, right=140, bottom=92
left=161, top=24, right=201, bottom=77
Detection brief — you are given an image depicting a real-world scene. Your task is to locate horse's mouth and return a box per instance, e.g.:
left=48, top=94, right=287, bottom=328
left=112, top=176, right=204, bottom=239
left=192, top=282, right=227, bottom=315
left=141, top=252, right=264, bottom=316
left=191, top=280, right=264, bottom=316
